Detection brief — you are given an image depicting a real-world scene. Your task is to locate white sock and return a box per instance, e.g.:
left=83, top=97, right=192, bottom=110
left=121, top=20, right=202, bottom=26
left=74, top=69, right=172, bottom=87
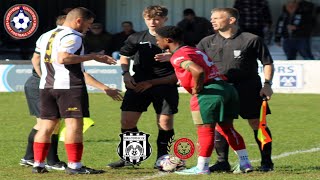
left=196, top=156, right=210, bottom=170
left=33, top=162, right=45, bottom=168
left=68, top=162, right=82, bottom=169
left=235, top=149, right=251, bottom=166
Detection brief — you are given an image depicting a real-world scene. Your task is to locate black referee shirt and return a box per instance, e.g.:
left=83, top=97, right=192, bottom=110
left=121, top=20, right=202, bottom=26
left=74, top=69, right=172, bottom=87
left=120, top=30, right=174, bottom=82
left=197, top=30, right=273, bottom=83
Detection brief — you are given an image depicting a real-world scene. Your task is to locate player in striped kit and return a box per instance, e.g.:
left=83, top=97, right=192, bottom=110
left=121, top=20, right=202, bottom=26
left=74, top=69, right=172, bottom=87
left=32, top=7, right=119, bottom=174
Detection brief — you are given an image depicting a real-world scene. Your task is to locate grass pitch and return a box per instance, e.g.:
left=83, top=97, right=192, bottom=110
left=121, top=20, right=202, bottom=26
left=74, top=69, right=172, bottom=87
left=0, top=92, right=319, bottom=180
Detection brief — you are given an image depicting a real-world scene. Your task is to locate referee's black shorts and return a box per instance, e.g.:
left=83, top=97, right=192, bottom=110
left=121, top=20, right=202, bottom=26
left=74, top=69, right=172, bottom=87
left=121, top=84, right=179, bottom=115
left=24, top=75, right=40, bottom=118
left=233, top=76, right=271, bottom=119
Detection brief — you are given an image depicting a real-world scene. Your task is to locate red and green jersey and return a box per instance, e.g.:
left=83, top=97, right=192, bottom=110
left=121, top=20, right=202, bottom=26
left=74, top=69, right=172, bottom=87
left=170, top=46, right=226, bottom=93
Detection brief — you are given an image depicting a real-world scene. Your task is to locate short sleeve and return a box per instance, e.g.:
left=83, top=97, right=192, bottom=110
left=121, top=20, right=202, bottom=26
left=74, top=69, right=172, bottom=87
left=119, top=34, right=138, bottom=56
left=252, top=37, right=273, bottom=65
left=58, top=34, right=82, bottom=54
left=34, top=35, right=43, bottom=54
left=171, top=53, right=191, bottom=68
left=196, top=40, right=205, bottom=52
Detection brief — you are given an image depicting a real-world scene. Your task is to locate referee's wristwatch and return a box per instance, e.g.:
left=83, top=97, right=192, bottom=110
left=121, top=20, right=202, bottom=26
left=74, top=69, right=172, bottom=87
left=264, top=80, right=273, bottom=86
left=121, top=71, right=129, bottom=76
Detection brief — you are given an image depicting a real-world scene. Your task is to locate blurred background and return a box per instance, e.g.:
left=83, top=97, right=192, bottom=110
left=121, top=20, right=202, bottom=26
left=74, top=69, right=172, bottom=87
left=0, top=0, right=320, bottom=60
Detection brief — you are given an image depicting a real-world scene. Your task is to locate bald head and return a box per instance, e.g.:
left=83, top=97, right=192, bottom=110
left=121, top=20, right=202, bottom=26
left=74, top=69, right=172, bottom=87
left=65, top=7, right=95, bottom=22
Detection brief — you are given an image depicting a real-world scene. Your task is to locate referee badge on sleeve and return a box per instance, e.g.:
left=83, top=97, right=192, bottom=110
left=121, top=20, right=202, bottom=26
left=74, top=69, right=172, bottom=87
left=233, top=50, right=241, bottom=59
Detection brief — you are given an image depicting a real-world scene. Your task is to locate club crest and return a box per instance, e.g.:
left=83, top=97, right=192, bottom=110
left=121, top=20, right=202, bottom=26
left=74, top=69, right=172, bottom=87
left=173, top=138, right=195, bottom=160
left=3, top=4, right=38, bottom=39
left=117, top=132, right=152, bottom=165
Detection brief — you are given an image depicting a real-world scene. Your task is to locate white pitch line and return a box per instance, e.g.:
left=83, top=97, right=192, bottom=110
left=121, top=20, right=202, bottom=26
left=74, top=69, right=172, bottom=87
left=251, top=147, right=320, bottom=163
left=132, top=147, right=320, bottom=180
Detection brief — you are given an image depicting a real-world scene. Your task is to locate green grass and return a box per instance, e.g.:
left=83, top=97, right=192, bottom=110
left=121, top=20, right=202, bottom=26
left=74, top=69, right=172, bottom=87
left=0, top=92, right=319, bottom=179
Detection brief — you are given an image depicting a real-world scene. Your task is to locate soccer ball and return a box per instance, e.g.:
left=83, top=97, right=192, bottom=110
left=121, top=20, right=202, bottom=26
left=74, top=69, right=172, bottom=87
left=155, top=154, right=186, bottom=172
left=12, top=12, right=31, bottom=31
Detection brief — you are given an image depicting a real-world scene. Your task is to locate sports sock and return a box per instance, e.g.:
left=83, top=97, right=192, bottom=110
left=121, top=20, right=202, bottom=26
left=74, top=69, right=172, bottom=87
left=121, top=127, right=139, bottom=133
left=47, top=134, right=60, bottom=165
left=216, top=124, right=246, bottom=151
left=23, top=128, right=37, bottom=160
left=254, top=128, right=273, bottom=165
left=196, top=156, right=210, bottom=171
left=156, top=129, right=174, bottom=158
left=68, top=162, right=83, bottom=169
left=214, top=130, right=229, bottom=162
left=235, top=149, right=250, bottom=166
left=65, top=143, right=83, bottom=163
left=197, top=126, right=214, bottom=157
left=33, top=142, right=50, bottom=165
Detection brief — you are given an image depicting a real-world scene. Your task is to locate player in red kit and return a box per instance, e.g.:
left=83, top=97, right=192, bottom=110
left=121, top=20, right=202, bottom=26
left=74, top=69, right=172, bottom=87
left=155, top=26, right=253, bottom=175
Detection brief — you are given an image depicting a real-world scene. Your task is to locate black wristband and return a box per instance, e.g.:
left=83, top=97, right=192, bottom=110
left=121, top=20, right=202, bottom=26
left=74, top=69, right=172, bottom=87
left=264, top=81, right=273, bottom=85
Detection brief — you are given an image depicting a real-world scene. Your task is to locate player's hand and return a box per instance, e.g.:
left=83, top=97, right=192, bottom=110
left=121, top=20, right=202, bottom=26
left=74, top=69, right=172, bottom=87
left=154, top=52, right=172, bottom=62
left=103, top=88, right=123, bottom=101
left=94, top=55, right=117, bottom=65
left=191, top=85, right=203, bottom=95
left=134, top=81, right=152, bottom=93
left=260, top=84, right=273, bottom=100
left=123, top=73, right=137, bottom=89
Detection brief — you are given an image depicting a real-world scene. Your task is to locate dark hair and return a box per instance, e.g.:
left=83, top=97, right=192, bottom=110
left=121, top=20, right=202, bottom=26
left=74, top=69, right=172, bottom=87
left=142, top=5, right=168, bottom=18
left=211, top=8, right=239, bottom=20
left=183, top=8, right=195, bottom=16
left=122, top=21, right=133, bottom=26
left=156, top=26, right=184, bottom=42
left=68, top=7, right=96, bottom=20
left=56, top=15, right=66, bottom=26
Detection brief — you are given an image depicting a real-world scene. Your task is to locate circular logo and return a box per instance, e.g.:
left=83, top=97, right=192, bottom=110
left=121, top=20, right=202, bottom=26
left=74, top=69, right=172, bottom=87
left=3, top=4, right=39, bottom=39
left=173, top=138, right=195, bottom=160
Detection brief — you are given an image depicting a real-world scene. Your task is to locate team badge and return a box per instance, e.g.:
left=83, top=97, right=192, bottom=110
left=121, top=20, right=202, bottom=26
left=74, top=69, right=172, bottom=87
left=117, top=132, right=152, bottom=165
left=173, top=138, right=195, bottom=160
left=3, top=4, right=39, bottom=39
left=233, top=50, right=241, bottom=59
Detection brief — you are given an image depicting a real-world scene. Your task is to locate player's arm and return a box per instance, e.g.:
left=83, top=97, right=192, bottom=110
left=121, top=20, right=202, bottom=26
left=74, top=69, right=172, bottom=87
left=57, top=35, right=116, bottom=65
left=146, top=74, right=178, bottom=86
left=119, top=34, right=138, bottom=89
left=134, top=74, right=177, bottom=93
left=58, top=52, right=116, bottom=65
left=31, top=53, right=41, bottom=77
left=261, top=64, right=274, bottom=100
left=263, top=64, right=274, bottom=84
left=181, top=60, right=205, bottom=95
left=254, top=37, right=274, bottom=100
left=83, top=72, right=123, bottom=101
left=120, top=55, right=137, bottom=89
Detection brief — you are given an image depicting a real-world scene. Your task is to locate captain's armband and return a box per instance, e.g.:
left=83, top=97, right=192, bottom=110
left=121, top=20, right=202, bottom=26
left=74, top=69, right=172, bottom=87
left=180, top=60, right=194, bottom=72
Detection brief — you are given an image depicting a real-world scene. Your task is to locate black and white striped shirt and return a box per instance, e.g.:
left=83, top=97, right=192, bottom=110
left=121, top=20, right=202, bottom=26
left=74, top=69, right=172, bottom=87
left=37, top=26, right=85, bottom=89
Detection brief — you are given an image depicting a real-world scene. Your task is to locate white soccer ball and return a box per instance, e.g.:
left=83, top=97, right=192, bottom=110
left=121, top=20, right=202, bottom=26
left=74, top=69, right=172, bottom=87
left=155, top=154, right=185, bottom=172
left=12, top=12, right=31, bottom=31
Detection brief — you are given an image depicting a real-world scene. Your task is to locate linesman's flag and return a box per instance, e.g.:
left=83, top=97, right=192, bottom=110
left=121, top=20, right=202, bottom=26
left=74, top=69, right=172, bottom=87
left=59, top=117, right=95, bottom=141
left=257, top=98, right=272, bottom=150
